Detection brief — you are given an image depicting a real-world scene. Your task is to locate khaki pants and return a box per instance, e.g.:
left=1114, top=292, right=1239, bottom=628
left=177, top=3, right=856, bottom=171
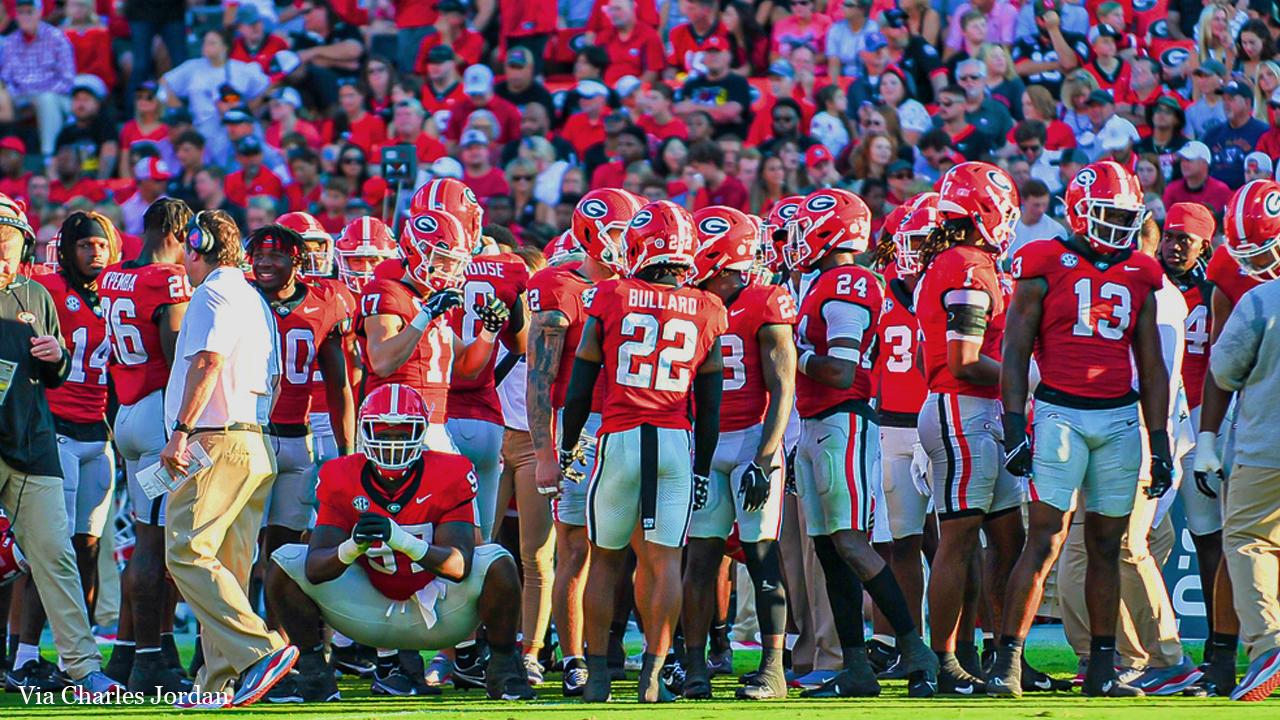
left=502, top=428, right=556, bottom=656
left=1223, top=464, right=1280, bottom=661
left=1058, top=488, right=1181, bottom=668
left=0, top=456, right=101, bottom=678
left=779, top=493, right=841, bottom=672
left=165, top=430, right=283, bottom=693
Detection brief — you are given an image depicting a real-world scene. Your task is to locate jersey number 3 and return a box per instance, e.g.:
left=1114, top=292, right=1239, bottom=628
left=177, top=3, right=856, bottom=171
left=617, top=312, right=698, bottom=392
left=1071, top=278, right=1132, bottom=341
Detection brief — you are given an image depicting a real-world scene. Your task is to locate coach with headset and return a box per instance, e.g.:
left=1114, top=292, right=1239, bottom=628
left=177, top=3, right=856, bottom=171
left=0, top=196, right=119, bottom=693
left=159, top=209, right=298, bottom=703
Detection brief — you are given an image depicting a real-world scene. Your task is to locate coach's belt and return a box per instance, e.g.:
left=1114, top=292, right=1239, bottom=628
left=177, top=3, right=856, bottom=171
left=190, top=422, right=264, bottom=436
left=266, top=422, right=311, bottom=438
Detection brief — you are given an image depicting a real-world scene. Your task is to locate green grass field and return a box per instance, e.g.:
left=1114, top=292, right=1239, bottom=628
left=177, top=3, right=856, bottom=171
left=2, top=637, right=1276, bottom=718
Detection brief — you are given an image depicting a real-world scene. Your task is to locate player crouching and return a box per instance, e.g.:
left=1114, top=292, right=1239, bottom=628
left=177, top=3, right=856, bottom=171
left=265, top=384, right=536, bottom=702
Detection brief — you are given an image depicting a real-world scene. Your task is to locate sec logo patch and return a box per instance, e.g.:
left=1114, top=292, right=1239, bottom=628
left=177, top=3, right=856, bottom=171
left=66, top=295, right=81, bottom=313
left=1061, top=253, right=1079, bottom=268
left=352, top=496, right=370, bottom=512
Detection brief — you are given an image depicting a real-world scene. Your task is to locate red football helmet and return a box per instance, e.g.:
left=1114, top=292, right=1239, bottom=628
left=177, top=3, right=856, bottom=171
left=622, top=200, right=698, bottom=276
left=762, top=195, right=803, bottom=271
left=894, top=192, right=940, bottom=276
left=359, top=383, right=429, bottom=470
left=277, top=211, right=334, bottom=277
left=337, top=216, right=399, bottom=292
left=409, top=178, right=484, bottom=250
left=1064, top=160, right=1146, bottom=253
left=936, top=161, right=1021, bottom=254
left=690, top=205, right=762, bottom=286
left=400, top=209, right=472, bottom=291
left=42, top=229, right=61, bottom=273
left=0, top=514, right=28, bottom=587
left=571, top=188, right=644, bottom=273
left=1224, top=179, right=1280, bottom=281
left=545, top=230, right=583, bottom=265
left=784, top=188, right=871, bottom=272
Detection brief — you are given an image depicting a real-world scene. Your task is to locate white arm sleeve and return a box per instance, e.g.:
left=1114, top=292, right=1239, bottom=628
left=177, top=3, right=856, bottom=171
left=821, top=301, right=872, bottom=354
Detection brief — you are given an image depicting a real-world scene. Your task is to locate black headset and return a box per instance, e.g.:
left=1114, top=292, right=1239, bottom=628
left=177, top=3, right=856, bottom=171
left=185, top=210, right=216, bottom=254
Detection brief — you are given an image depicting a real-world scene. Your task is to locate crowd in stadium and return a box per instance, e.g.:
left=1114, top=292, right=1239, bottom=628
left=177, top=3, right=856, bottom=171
left=2, top=0, right=1280, bottom=710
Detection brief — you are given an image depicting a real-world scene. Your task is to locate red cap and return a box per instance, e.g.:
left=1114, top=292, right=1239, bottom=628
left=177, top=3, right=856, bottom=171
left=1165, top=202, right=1215, bottom=242
left=703, top=35, right=729, bottom=52
left=0, top=137, right=24, bottom=154
left=134, top=158, right=172, bottom=182
left=805, top=144, right=833, bottom=166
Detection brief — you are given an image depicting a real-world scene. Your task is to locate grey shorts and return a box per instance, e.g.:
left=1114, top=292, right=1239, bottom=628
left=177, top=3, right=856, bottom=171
left=688, top=425, right=784, bottom=543
left=264, top=433, right=316, bottom=532
left=57, top=435, right=115, bottom=537
left=446, top=417, right=505, bottom=542
left=917, top=393, right=1024, bottom=519
left=587, top=425, right=694, bottom=550
left=552, top=410, right=600, bottom=528
left=1030, top=400, right=1141, bottom=518
left=114, top=390, right=167, bottom=526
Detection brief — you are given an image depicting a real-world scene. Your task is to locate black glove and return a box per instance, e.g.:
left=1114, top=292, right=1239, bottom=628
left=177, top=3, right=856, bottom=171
left=784, top=448, right=797, bottom=496
left=739, top=462, right=771, bottom=513
left=1146, top=429, right=1174, bottom=499
left=352, top=512, right=392, bottom=545
left=692, top=474, right=710, bottom=511
left=423, top=288, right=464, bottom=320
left=1002, top=412, right=1033, bottom=477
left=474, top=294, right=510, bottom=333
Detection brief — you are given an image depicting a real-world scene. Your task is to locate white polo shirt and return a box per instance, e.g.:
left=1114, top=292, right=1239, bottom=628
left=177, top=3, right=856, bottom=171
left=165, top=266, right=279, bottom=429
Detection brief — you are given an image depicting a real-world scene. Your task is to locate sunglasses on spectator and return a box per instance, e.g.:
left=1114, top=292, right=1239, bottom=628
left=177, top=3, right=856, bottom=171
left=337, top=78, right=359, bottom=87
left=959, top=74, right=983, bottom=81
left=512, top=175, right=535, bottom=182
left=939, top=99, right=957, bottom=107
left=890, top=171, right=913, bottom=179
left=341, top=156, right=364, bottom=164
left=1019, top=143, right=1042, bottom=153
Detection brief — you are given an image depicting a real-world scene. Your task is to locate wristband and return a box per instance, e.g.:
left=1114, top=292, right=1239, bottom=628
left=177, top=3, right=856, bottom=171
left=337, top=538, right=363, bottom=565
left=1196, top=430, right=1217, bottom=449
left=478, top=328, right=498, bottom=343
left=389, top=523, right=430, bottom=562
left=410, top=309, right=432, bottom=332
left=799, top=350, right=815, bottom=375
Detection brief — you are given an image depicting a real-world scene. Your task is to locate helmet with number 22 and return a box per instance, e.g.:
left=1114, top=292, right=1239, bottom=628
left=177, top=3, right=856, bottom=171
left=623, top=200, right=698, bottom=276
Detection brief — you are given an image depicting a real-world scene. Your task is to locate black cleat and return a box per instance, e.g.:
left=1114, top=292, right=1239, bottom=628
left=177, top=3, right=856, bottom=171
left=866, top=638, right=899, bottom=675
left=562, top=658, right=588, bottom=697
left=371, top=664, right=418, bottom=696
left=661, top=654, right=686, bottom=695
left=128, top=652, right=193, bottom=694
left=986, top=647, right=1023, bottom=698
left=1081, top=658, right=1143, bottom=698
left=486, top=649, right=536, bottom=700
left=1021, top=657, right=1073, bottom=692
left=937, top=664, right=985, bottom=696
left=899, top=636, right=940, bottom=699
left=801, top=666, right=882, bottom=698
left=398, top=649, right=440, bottom=696
left=639, top=654, right=677, bottom=703
left=957, top=644, right=985, bottom=681
left=103, top=644, right=134, bottom=685
left=6, top=658, right=63, bottom=693
left=682, top=660, right=712, bottom=700
left=583, top=656, right=612, bottom=703
left=452, top=654, right=487, bottom=690
left=331, top=644, right=376, bottom=678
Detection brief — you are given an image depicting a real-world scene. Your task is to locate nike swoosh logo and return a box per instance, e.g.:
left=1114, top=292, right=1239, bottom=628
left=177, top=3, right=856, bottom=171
left=415, top=494, right=432, bottom=504
left=1034, top=677, right=1052, bottom=690
left=955, top=684, right=974, bottom=695
left=817, top=434, right=831, bottom=444
left=302, top=306, right=319, bottom=313
left=1123, top=267, right=1140, bottom=272
left=730, top=308, right=746, bottom=316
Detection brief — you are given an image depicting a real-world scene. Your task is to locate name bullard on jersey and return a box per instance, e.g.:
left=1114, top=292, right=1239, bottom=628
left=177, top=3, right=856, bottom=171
left=626, top=288, right=702, bottom=315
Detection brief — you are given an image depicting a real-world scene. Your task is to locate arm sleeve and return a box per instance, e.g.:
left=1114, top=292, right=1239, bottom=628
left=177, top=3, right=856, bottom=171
left=1209, top=293, right=1262, bottom=392
left=820, top=300, right=872, bottom=344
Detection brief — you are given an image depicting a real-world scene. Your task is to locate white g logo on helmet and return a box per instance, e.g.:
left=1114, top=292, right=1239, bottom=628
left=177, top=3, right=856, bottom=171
left=987, top=170, right=1012, bottom=192
left=581, top=198, right=609, bottom=219
left=698, top=215, right=731, bottom=236
left=1074, top=168, right=1098, bottom=188
left=631, top=209, right=654, bottom=228
left=778, top=202, right=799, bottom=220
left=1264, top=190, right=1280, bottom=217
left=806, top=194, right=837, bottom=212
left=412, top=214, right=439, bottom=234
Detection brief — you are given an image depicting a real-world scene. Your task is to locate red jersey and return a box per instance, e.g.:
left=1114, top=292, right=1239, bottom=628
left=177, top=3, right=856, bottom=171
left=636, top=114, right=689, bottom=142
left=230, top=34, right=290, bottom=72
left=99, top=261, right=192, bottom=405
left=596, top=23, right=667, bottom=84
left=719, top=283, right=797, bottom=432
left=917, top=245, right=1005, bottom=399
left=48, top=177, right=107, bottom=205
left=527, top=264, right=607, bottom=412
left=1011, top=239, right=1164, bottom=400
left=308, top=278, right=357, bottom=419
left=874, top=267, right=928, bottom=420
left=795, top=265, right=882, bottom=418
left=36, top=273, right=110, bottom=424
left=1205, top=247, right=1263, bottom=307
left=266, top=280, right=349, bottom=425
left=119, top=120, right=168, bottom=153
left=447, top=254, right=530, bottom=424
left=585, top=278, right=727, bottom=434
left=315, top=453, right=477, bottom=601
left=668, top=22, right=730, bottom=74
left=64, top=26, right=115, bottom=90
left=1174, top=279, right=1211, bottom=409
left=498, top=0, right=556, bottom=39
left=225, top=167, right=284, bottom=207
left=285, top=181, right=322, bottom=213
left=358, top=277, right=455, bottom=423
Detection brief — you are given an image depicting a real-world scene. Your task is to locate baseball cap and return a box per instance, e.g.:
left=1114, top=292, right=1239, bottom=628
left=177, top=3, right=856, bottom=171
left=162, top=107, right=193, bottom=125
left=218, top=83, right=244, bottom=104
left=1216, top=80, right=1253, bottom=99
left=437, top=0, right=465, bottom=12
left=134, top=157, right=172, bottom=182
left=1051, top=148, right=1090, bottom=165
left=577, top=79, right=609, bottom=99
left=1194, top=59, right=1227, bottom=77
left=273, top=86, right=303, bottom=109
left=463, top=64, right=495, bottom=96
left=864, top=31, right=888, bottom=52
left=616, top=75, right=642, bottom=98
left=1033, top=0, right=1059, bottom=15
left=1099, top=117, right=1139, bottom=151
left=805, top=144, right=833, bottom=167
left=236, top=135, right=264, bottom=155
left=72, top=74, right=108, bottom=101
left=430, top=157, right=464, bottom=179
left=506, top=47, right=532, bottom=68
left=768, top=60, right=795, bottom=79
left=427, top=45, right=456, bottom=64
left=136, top=80, right=159, bottom=96
left=222, top=107, right=254, bottom=125
left=1086, top=89, right=1115, bottom=105
left=14, top=0, right=41, bottom=9
left=1177, top=141, right=1212, bottom=164
left=1088, top=24, right=1122, bottom=44
left=1164, top=202, right=1216, bottom=242
left=0, top=137, right=26, bottom=154
left=1154, top=95, right=1184, bottom=114
left=887, top=159, right=913, bottom=175
left=1247, top=150, right=1274, bottom=176
left=235, top=4, right=261, bottom=24
left=460, top=129, right=489, bottom=147
left=882, top=8, right=907, bottom=28
left=703, top=35, right=729, bottom=53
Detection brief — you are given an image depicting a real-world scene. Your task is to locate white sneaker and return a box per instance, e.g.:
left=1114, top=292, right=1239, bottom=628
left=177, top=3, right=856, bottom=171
left=523, top=655, right=544, bottom=686
left=424, top=654, right=454, bottom=687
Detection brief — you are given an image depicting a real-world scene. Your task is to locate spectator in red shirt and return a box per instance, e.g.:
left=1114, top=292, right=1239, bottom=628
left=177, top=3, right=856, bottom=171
left=636, top=83, right=690, bottom=142
left=460, top=128, right=511, bottom=201
left=1161, top=141, right=1233, bottom=211
left=61, top=0, right=115, bottom=92
left=747, top=60, right=817, bottom=147
left=668, top=0, right=729, bottom=76
left=562, top=80, right=611, bottom=157
left=591, top=125, right=649, bottom=189
left=386, top=98, right=448, bottom=163
left=325, top=81, right=388, bottom=155
left=446, top=64, right=523, bottom=146
left=688, top=139, right=749, bottom=211
left=229, top=5, right=288, bottom=74
left=420, top=45, right=467, bottom=116
left=0, top=138, right=32, bottom=201
left=316, top=176, right=349, bottom=232
left=393, top=0, right=440, bottom=74
left=265, top=86, right=322, bottom=150
left=284, top=148, right=323, bottom=213
left=415, top=0, right=484, bottom=71
left=586, top=0, right=659, bottom=37
left=595, top=0, right=666, bottom=85
left=225, top=135, right=284, bottom=207
left=47, top=144, right=107, bottom=205
left=498, top=0, right=557, bottom=75
left=119, top=81, right=169, bottom=177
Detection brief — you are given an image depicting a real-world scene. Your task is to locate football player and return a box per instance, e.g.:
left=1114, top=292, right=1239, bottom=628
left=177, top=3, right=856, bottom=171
left=335, top=217, right=399, bottom=295
left=358, top=209, right=507, bottom=451
left=995, top=160, right=1171, bottom=697
left=682, top=206, right=796, bottom=700
left=915, top=164, right=1027, bottom=694
left=98, top=197, right=194, bottom=691
left=265, top=384, right=536, bottom=702
left=558, top=200, right=727, bottom=703
left=446, top=243, right=529, bottom=542
left=525, top=189, right=640, bottom=695
left=784, top=188, right=937, bottom=699
left=247, top=225, right=355, bottom=590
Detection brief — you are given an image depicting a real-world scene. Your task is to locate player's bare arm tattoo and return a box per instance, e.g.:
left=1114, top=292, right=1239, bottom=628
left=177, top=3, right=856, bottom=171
left=526, top=310, right=569, bottom=454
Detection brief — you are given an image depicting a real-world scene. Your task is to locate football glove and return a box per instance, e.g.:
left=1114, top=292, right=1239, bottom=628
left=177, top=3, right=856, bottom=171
left=423, top=287, right=464, bottom=320
left=910, top=443, right=932, bottom=498
left=784, top=447, right=797, bottom=496
left=1145, top=429, right=1173, bottom=499
left=559, top=445, right=586, bottom=483
left=352, top=512, right=392, bottom=545
left=739, top=463, right=771, bottom=513
left=693, top=474, right=710, bottom=511
left=1002, top=412, right=1033, bottom=477
left=474, top=294, right=510, bottom=333
left=1193, top=431, right=1223, bottom=499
